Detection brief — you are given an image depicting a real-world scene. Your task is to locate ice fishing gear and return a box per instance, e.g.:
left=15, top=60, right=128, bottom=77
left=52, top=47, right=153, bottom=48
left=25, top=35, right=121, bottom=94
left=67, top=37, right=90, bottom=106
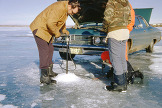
left=66, top=35, right=70, bottom=74
left=58, top=34, right=77, bottom=73
left=126, top=61, right=144, bottom=84
left=106, top=61, right=144, bottom=84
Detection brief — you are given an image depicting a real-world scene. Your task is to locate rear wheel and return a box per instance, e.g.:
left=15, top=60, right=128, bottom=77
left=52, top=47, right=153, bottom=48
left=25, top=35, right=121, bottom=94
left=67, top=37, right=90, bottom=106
left=146, top=40, right=154, bottom=53
left=59, top=52, right=75, bottom=60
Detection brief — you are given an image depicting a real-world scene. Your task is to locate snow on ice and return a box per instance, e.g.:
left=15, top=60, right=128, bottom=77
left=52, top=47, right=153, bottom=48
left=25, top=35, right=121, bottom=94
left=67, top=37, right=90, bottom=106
left=0, top=94, right=18, bottom=108
left=53, top=73, right=81, bottom=83
left=149, top=46, right=162, bottom=77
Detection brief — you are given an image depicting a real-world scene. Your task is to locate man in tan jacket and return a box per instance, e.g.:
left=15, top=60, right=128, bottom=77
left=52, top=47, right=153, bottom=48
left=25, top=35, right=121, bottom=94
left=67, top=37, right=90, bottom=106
left=30, top=0, right=80, bottom=84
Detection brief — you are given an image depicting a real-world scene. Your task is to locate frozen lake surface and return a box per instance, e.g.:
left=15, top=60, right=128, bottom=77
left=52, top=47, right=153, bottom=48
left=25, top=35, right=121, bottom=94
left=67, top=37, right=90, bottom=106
left=0, top=27, right=162, bottom=108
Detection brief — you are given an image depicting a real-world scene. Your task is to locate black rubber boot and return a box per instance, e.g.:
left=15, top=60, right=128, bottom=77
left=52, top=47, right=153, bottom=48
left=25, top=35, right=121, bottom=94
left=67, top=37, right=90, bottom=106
left=105, top=73, right=127, bottom=92
left=48, top=64, right=58, bottom=77
left=107, top=67, right=114, bottom=78
left=40, top=69, right=51, bottom=85
left=40, top=68, right=57, bottom=84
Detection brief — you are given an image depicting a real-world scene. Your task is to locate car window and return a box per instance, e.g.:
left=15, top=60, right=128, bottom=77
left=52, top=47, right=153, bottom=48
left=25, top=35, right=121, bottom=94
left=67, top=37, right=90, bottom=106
left=139, top=16, right=149, bottom=27
left=135, top=17, right=140, bottom=26
left=134, top=17, right=141, bottom=29
left=138, top=17, right=147, bottom=28
left=134, top=16, right=149, bottom=29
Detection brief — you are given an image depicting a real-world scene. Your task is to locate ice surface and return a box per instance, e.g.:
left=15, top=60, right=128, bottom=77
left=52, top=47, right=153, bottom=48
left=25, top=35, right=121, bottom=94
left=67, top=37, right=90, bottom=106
left=149, top=46, right=162, bottom=76
left=0, top=27, right=162, bottom=108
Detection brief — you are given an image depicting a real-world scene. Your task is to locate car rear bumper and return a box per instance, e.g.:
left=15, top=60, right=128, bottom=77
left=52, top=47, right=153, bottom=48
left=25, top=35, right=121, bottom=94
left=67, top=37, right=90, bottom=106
left=53, top=43, right=107, bottom=55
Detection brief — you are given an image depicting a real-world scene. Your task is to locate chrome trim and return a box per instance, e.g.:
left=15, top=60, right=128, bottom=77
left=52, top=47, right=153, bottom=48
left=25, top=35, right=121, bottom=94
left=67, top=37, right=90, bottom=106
left=55, top=47, right=107, bottom=55
left=53, top=44, right=107, bottom=49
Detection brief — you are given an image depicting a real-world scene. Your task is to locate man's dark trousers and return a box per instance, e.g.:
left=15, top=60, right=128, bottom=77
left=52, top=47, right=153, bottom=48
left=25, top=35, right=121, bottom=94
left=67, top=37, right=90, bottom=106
left=33, top=30, right=54, bottom=69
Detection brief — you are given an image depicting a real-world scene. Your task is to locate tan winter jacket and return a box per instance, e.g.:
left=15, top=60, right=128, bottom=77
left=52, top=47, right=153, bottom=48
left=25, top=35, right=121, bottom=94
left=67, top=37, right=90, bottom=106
left=30, top=1, right=68, bottom=43
left=103, top=0, right=131, bottom=33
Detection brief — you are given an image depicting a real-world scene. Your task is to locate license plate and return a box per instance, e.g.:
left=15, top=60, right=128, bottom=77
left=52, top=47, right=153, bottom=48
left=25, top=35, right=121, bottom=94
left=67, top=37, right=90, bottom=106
left=70, top=48, right=83, bottom=54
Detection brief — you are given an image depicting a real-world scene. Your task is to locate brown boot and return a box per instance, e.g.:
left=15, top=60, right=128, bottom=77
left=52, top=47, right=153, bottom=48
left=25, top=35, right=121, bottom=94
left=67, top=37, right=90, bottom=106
left=48, top=64, right=58, bottom=77
left=40, top=69, right=51, bottom=85
left=40, top=68, right=57, bottom=84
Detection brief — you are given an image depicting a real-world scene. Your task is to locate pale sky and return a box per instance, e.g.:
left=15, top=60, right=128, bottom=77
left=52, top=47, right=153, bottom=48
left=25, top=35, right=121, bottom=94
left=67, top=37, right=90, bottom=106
left=0, top=0, right=162, bottom=25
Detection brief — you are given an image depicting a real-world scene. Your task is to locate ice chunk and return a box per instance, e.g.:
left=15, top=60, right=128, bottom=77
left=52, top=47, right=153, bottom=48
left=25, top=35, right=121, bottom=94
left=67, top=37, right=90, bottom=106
left=1, top=105, right=18, bottom=108
left=53, top=73, right=80, bottom=83
left=0, top=94, right=6, bottom=101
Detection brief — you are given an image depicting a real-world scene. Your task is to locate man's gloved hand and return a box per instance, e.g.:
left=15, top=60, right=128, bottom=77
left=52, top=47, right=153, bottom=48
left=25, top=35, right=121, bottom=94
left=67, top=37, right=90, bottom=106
left=55, top=32, right=61, bottom=38
left=99, top=28, right=105, bottom=32
left=105, top=37, right=108, bottom=43
left=62, top=30, right=69, bottom=36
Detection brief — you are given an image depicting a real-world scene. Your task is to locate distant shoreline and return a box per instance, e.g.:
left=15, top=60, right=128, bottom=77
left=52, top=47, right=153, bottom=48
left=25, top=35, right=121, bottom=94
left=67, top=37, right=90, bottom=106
left=0, top=25, right=29, bottom=27
left=151, top=24, right=162, bottom=27
left=1, top=24, right=161, bottom=28
left=0, top=25, right=73, bottom=28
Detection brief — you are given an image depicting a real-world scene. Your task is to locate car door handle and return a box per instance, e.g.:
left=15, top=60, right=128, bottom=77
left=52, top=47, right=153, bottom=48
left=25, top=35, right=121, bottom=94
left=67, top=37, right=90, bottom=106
left=144, top=30, right=146, bottom=32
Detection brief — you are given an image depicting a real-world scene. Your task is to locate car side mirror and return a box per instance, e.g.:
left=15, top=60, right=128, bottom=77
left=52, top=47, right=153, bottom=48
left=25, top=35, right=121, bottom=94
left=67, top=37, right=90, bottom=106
left=138, top=24, right=143, bottom=28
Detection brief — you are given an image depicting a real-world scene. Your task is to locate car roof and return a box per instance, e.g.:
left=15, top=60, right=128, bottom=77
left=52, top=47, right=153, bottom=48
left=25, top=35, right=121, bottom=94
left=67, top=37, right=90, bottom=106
left=134, top=8, right=153, bottom=23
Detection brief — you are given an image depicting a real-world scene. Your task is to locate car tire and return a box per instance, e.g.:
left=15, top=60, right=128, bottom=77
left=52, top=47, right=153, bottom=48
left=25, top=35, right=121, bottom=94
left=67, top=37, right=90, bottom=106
left=59, top=52, right=75, bottom=60
left=146, top=40, right=154, bottom=53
